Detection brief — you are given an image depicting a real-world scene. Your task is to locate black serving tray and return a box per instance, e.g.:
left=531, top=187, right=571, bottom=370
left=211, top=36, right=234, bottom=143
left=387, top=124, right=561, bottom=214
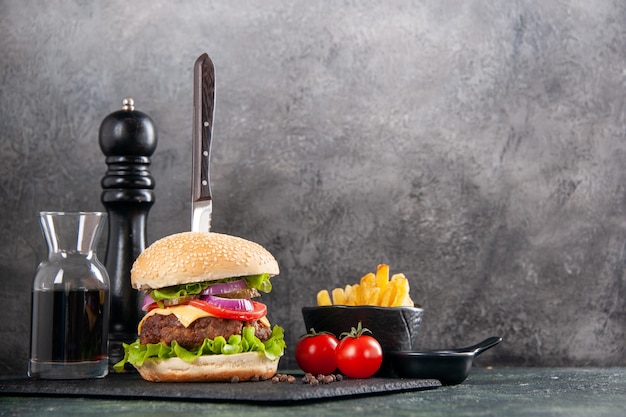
left=0, top=372, right=440, bottom=404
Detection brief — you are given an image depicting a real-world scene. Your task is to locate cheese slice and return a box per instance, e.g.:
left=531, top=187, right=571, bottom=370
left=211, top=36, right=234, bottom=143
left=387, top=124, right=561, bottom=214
left=137, top=304, right=270, bottom=334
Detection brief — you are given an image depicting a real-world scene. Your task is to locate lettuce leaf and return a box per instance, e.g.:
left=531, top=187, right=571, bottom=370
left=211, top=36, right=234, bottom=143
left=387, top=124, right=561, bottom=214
left=113, top=325, right=285, bottom=373
left=243, top=274, right=272, bottom=293
left=150, top=282, right=210, bottom=302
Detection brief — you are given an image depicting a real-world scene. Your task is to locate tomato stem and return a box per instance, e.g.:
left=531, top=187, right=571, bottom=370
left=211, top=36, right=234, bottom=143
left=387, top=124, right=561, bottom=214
left=299, top=328, right=337, bottom=340
left=340, top=321, right=372, bottom=339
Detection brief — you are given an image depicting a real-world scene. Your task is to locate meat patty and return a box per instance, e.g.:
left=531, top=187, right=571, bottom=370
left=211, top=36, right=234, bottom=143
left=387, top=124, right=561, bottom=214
left=140, top=314, right=272, bottom=350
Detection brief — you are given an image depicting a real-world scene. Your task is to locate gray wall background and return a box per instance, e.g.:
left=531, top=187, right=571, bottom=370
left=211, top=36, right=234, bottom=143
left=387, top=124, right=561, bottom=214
left=1, top=0, right=625, bottom=375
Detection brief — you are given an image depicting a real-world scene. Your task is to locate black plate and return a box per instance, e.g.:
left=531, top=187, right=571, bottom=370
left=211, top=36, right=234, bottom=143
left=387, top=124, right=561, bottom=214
left=0, top=372, right=441, bottom=404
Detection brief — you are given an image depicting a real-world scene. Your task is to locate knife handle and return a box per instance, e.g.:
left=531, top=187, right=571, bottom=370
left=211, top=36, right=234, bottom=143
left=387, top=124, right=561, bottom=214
left=193, top=53, right=214, bottom=202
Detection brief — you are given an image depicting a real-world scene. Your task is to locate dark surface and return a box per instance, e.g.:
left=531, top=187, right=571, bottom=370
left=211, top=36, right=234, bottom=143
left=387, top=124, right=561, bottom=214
left=1, top=368, right=625, bottom=417
left=0, top=372, right=440, bottom=404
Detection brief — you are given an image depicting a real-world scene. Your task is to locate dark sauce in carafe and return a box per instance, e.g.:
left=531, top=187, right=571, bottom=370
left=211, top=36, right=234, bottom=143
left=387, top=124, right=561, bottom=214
left=30, top=288, right=109, bottom=362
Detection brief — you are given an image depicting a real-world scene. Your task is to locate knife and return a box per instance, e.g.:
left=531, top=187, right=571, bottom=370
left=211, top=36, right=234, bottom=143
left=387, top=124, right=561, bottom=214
left=191, top=53, right=215, bottom=232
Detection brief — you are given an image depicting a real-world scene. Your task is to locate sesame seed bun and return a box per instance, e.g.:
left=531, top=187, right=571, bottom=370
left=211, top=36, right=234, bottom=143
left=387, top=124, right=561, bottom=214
left=131, top=232, right=279, bottom=291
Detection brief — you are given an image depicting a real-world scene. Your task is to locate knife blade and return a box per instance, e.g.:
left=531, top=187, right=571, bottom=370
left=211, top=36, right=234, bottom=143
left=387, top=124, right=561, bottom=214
left=191, top=53, right=215, bottom=232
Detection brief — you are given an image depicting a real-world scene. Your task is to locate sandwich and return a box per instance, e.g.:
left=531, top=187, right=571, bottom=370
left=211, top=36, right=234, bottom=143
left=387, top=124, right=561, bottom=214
left=113, top=231, right=285, bottom=382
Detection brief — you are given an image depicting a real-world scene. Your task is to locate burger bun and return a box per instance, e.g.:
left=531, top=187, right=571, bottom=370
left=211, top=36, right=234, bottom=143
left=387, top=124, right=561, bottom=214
left=135, top=351, right=279, bottom=382
left=131, top=232, right=279, bottom=291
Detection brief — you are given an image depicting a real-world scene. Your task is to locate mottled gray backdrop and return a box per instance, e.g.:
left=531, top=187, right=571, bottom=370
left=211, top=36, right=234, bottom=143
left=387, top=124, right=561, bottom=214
left=1, top=0, right=625, bottom=375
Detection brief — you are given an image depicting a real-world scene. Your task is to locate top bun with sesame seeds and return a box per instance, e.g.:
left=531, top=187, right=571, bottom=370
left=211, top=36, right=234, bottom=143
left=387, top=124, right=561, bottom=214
left=131, top=231, right=279, bottom=291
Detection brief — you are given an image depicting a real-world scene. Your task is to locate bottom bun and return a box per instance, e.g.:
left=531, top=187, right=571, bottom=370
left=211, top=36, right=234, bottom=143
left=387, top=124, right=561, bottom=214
left=135, top=351, right=279, bottom=382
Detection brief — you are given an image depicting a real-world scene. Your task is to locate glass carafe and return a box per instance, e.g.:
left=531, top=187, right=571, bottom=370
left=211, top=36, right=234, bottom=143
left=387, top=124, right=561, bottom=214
left=28, top=211, right=110, bottom=379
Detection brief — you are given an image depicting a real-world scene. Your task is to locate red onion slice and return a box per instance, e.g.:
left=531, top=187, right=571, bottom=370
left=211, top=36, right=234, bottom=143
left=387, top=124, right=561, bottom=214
left=141, top=293, right=156, bottom=311
left=200, top=294, right=254, bottom=311
left=201, top=279, right=248, bottom=296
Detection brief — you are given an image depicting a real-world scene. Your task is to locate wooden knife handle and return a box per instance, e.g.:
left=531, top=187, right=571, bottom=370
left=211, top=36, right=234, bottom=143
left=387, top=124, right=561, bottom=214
left=193, top=53, right=215, bottom=202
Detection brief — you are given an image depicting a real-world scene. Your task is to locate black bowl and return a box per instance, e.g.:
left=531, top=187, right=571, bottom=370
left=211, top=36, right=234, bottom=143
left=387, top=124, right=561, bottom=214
left=301, top=305, right=424, bottom=377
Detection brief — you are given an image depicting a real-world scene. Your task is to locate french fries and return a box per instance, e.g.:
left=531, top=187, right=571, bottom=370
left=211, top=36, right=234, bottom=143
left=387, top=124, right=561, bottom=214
left=316, top=264, right=415, bottom=307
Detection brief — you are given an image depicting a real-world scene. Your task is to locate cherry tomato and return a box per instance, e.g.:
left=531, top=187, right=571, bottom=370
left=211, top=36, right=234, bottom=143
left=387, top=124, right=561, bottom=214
left=295, top=329, right=339, bottom=375
left=335, top=322, right=383, bottom=378
left=188, top=299, right=267, bottom=321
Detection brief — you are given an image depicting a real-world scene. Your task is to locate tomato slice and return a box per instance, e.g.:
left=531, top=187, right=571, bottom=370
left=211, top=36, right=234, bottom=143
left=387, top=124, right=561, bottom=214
left=188, top=299, right=268, bottom=321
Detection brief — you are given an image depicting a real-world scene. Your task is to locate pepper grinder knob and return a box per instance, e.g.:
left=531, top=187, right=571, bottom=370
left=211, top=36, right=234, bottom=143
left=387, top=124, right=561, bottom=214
left=100, top=97, right=156, bottom=158
left=122, top=97, right=135, bottom=111
left=99, top=98, right=157, bottom=369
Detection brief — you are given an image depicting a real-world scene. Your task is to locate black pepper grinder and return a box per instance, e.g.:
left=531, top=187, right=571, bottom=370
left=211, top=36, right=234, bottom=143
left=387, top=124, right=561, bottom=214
left=99, top=97, right=157, bottom=367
